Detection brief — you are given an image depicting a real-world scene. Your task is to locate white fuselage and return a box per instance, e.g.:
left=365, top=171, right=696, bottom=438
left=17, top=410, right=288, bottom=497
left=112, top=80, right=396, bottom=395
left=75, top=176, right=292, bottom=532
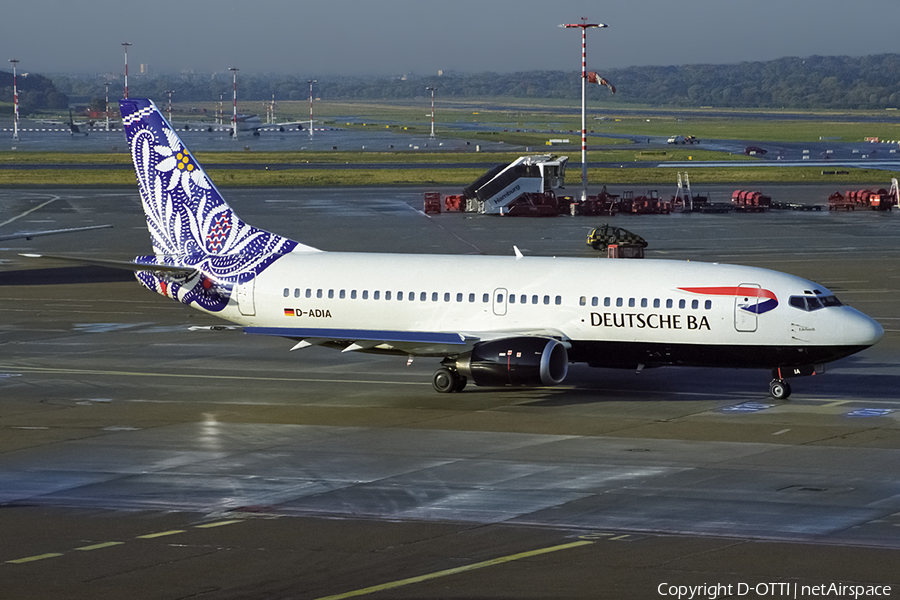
left=189, top=251, right=882, bottom=368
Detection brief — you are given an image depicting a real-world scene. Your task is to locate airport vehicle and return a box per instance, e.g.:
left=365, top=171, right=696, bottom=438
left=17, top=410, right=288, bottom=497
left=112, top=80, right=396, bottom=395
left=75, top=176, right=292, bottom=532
left=667, top=135, right=698, bottom=145
left=586, top=225, right=647, bottom=250
left=33, top=99, right=883, bottom=399
left=463, top=155, right=568, bottom=215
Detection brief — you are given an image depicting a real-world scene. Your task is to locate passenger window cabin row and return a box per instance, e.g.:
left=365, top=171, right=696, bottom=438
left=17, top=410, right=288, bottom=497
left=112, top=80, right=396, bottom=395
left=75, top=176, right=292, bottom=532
left=282, top=288, right=562, bottom=305
left=282, top=288, right=714, bottom=311
left=580, top=296, right=713, bottom=310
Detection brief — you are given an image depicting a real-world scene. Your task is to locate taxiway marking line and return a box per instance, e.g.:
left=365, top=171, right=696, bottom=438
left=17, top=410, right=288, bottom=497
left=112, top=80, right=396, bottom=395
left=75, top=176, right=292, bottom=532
left=75, top=542, right=125, bottom=551
left=0, top=196, right=58, bottom=228
left=194, top=520, right=242, bottom=529
left=6, top=553, right=64, bottom=564
left=821, top=400, right=850, bottom=408
left=312, top=540, right=594, bottom=600
left=136, top=530, right=185, bottom=539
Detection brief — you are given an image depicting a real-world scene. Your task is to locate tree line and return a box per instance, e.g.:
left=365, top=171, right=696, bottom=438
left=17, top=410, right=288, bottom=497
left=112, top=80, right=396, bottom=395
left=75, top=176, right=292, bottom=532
left=6, top=54, right=900, bottom=114
left=0, top=71, right=68, bottom=114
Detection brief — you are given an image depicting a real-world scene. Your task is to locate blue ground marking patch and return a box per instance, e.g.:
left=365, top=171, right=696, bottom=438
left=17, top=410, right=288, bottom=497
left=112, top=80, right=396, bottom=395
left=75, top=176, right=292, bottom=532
left=720, top=402, right=775, bottom=413
left=844, top=408, right=894, bottom=418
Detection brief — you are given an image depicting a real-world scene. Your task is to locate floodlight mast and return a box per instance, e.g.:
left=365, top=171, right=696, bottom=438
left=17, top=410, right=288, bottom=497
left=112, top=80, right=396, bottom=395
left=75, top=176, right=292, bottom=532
left=426, top=86, right=436, bottom=139
left=122, top=42, right=132, bottom=99
left=308, top=79, right=316, bottom=139
left=561, top=19, right=607, bottom=201
left=229, top=67, right=239, bottom=139
left=104, top=82, right=111, bottom=131
left=165, top=90, right=175, bottom=122
left=9, top=59, right=19, bottom=140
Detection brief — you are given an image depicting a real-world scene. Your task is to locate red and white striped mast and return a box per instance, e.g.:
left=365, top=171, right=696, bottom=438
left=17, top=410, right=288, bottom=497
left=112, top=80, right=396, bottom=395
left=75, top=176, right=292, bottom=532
left=229, top=67, right=239, bottom=139
left=122, top=42, right=132, bottom=99
left=104, top=81, right=111, bottom=130
left=165, top=89, right=175, bottom=122
left=561, top=18, right=607, bottom=201
left=308, top=79, right=316, bottom=139
left=426, top=86, right=436, bottom=139
left=9, top=59, right=19, bottom=140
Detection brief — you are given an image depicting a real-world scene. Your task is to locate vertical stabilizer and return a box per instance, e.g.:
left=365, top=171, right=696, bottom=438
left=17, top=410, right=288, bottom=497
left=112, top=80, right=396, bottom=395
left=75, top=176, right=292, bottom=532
left=119, top=98, right=316, bottom=313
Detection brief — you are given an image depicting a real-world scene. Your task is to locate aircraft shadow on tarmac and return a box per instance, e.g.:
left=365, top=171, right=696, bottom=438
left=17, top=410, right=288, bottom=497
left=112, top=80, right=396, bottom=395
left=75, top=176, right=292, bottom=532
left=516, top=362, right=897, bottom=406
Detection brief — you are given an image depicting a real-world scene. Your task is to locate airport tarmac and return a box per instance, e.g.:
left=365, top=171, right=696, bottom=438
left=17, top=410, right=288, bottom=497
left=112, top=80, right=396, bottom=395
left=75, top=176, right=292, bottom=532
left=1, top=186, right=899, bottom=599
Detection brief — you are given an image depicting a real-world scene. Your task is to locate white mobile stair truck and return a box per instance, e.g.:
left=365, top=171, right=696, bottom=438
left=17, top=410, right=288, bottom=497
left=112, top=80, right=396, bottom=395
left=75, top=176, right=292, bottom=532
left=463, top=155, right=568, bottom=216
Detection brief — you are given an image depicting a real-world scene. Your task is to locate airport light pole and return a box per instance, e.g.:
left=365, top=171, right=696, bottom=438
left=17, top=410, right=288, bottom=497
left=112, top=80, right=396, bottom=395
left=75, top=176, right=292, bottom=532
left=122, top=42, right=132, bottom=99
left=229, top=67, right=239, bottom=140
left=165, top=90, right=175, bottom=122
left=426, top=86, right=436, bottom=139
left=308, top=79, right=316, bottom=139
left=104, top=81, right=111, bottom=130
left=9, top=59, right=19, bottom=140
left=561, top=18, right=607, bottom=201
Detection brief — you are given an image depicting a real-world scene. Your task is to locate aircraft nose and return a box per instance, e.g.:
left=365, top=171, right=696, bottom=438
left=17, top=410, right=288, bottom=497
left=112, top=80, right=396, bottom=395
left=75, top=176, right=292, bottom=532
left=847, top=309, right=884, bottom=347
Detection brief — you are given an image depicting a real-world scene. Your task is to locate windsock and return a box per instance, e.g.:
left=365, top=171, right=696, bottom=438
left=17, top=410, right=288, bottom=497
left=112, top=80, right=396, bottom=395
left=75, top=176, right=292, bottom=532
left=587, top=72, right=615, bottom=94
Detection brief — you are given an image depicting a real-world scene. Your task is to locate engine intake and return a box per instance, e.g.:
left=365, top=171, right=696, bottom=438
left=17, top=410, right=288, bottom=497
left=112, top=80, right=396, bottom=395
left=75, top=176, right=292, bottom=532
left=456, top=337, right=568, bottom=387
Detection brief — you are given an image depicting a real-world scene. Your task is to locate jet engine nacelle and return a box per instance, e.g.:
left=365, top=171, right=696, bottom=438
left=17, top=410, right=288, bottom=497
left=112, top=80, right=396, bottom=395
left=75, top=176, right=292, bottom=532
left=456, top=337, right=568, bottom=387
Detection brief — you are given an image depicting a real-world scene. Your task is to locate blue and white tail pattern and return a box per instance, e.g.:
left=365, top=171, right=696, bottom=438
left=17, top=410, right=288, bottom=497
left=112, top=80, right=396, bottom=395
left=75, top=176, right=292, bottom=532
left=120, top=98, right=315, bottom=312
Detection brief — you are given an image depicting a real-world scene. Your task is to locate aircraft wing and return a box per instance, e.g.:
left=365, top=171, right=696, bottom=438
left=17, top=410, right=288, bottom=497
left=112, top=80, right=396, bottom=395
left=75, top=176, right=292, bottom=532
left=0, top=224, right=112, bottom=242
left=270, top=120, right=314, bottom=129
left=244, top=326, right=569, bottom=357
left=173, top=121, right=226, bottom=132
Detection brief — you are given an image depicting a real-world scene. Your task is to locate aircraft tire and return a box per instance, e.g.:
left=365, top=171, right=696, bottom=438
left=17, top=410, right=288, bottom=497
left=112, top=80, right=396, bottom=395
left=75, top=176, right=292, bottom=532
left=433, top=367, right=457, bottom=393
left=769, top=379, right=791, bottom=400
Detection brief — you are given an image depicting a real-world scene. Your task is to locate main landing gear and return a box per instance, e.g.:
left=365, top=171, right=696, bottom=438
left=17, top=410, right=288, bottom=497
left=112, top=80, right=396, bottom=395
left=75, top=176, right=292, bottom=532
left=432, top=367, right=467, bottom=393
left=769, top=378, right=792, bottom=400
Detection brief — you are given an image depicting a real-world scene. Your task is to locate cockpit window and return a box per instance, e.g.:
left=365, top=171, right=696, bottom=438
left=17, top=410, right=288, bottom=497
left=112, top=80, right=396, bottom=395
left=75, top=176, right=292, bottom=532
left=789, top=295, right=842, bottom=311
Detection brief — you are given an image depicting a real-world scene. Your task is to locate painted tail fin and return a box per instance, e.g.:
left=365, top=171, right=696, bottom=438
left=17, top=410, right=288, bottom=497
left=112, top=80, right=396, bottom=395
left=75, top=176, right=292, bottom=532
left=120, top=98, right=317, bottom=313
left=119, top=98, right=317, bottom=258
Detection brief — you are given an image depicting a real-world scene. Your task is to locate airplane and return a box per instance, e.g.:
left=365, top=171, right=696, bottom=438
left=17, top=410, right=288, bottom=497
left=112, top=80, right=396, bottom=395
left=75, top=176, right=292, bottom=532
left=34, top=111, right=95, bottom=135
left=178, top=113, right=312, bottom=136
left=28, top=99, right=884, bottom=399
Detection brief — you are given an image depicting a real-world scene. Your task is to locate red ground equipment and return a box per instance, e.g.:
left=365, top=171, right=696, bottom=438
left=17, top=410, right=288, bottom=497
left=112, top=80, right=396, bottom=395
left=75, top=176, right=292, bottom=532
left=423, top=192, right=441, bottom=214
left=731, top=190, right=771, bottom=212
left=830, top=179, right=897, bottom=211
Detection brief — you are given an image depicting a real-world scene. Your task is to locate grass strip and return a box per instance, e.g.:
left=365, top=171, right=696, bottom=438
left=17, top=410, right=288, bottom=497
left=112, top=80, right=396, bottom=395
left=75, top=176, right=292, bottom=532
left=2, top=166, right=896, bottom=187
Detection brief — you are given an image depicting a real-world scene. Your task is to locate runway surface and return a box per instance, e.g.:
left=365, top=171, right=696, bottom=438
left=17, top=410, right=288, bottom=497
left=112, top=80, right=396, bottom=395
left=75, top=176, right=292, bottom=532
left=1, top=186, right=899, bottom=599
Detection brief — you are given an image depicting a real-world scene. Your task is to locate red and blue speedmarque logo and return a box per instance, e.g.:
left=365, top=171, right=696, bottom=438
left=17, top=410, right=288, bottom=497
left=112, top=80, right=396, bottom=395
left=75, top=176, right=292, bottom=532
left=678, top=286, right=779, bottom=314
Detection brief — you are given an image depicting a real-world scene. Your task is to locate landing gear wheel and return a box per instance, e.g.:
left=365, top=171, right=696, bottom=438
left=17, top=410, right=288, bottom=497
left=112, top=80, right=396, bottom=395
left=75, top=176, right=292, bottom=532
left=433, top=367, right=457, bottom=393
left=769, top=379, right=792, bottom=400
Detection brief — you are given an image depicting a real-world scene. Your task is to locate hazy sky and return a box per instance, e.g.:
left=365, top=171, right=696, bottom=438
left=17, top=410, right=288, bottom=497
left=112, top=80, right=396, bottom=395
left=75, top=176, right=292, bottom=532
left=3, top=0, right=898, bottom=76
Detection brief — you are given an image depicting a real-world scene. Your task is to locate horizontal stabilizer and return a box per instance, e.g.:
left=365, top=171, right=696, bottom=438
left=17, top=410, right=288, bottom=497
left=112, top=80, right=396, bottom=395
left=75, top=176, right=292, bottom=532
left=20, top=253, right=196, bottom=277
left=0, top=224, right=112, bottom=242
